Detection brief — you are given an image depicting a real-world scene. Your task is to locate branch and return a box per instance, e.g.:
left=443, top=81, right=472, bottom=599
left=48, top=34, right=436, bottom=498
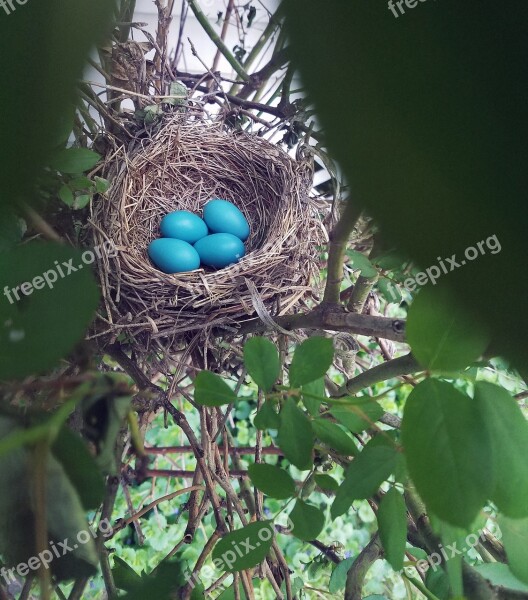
left=232, top=308, right=406, bottom=343
left=333, top=353, right=421, bottom=397
left=186, top=0, right=250, bottom=82
left=323, top=200, right=362, bottom=305
left=344, top=533, right=383, bottom=600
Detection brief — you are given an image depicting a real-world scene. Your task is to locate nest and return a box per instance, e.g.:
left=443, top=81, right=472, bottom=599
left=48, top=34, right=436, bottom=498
left=90, top=118, right=325, bottom=356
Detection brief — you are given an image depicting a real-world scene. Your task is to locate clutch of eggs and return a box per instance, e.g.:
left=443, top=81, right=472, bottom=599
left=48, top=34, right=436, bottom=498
left=148, top=199, right=250, bottom=273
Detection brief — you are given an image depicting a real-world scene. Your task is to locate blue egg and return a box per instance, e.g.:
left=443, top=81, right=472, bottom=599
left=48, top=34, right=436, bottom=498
left=160, top=210, right=208, bottom=244
left=203, top=199, right=250, bottom=241
left=194, top=233, right=246, bottom=269
left=148, top=238, right=200, bottom=273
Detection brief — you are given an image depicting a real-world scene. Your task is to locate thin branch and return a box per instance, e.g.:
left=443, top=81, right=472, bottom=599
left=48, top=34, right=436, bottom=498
left=334, top=353, right=421, bottom=397
left=232, top=308, right=406, bottom=343
left=323, top=200, right=363, bottom=305
left=186, top=0, right=250, bottom=82
left=344, top=533, right=383, bottom=600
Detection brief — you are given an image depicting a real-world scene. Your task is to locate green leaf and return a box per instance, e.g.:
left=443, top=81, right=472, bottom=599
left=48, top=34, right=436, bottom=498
left=329, top=557, right=354, bottom=593
left=248, top=464, right=296, bottom=499
left=52, top=427, right=105, bottom=510
left=0, top=417, right=99, bottom=581
left=377, top=277, right=402, bottom=304
left=425, top=568, right=451, bottom=600
left=121, top=561, right=188, bottom=600
left=289, top=500, right=325, bottom=541
left=315, top=473, right=339, bottom=492
left=474, top=382, right=528, bottom=518
left=243, top=337, right=280, bottom=392
left=253, top=400, right=280, bottom=430
left=212, top=521, right=275, bottom=572
left=473, top=563, right=528, bottom=594
left=377, top=488, right=407, bottom=571
left=0, top=242, right=100, bottom=380
left=302, top=377, right=326, bottom=416
left=58, top=184, right=75, bottom=206
left=346, top=249, right=378, bottom=278
left=312, top=418, right=358, bottom=456
left=289, top=336, right=334, bottom=387
left=0, top=211, right=26, bottom=252
left=113, top=556, right=143, bottom=592
left=0, top=0, right=114, bottom=218
left=281, top=0, right=528, bottom=368
left=407, top=286, right=490, bottom=371
left=194, top=371, right=237, bottom=406
left=277, top=398, right=314, bottom=470
left=94, top=176, right=110, bottom=194
left=498, top=515, right=528, bottom=585
left=401, top=379, right=493, bottom=528
left=49, top=147, right=101, bottom=174
left=330, top=399, right=384, bottom=434
left=332, top=436, right=399, bottom=518
left=73, top=194, right=92, bottom=210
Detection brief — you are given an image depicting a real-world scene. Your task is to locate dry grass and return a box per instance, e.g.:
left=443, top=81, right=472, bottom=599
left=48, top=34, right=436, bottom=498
left=89, top=116, right=325, bottom=357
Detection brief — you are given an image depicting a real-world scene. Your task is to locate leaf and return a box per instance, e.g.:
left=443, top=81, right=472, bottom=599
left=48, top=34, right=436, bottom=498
left=94, top=176, right=110, bottom=194
left=315, top=473, right=339, bottom=492
left=346, top=249, right=378, bottom=278
left=73, top=194, right=92, bottom=210
left=0, top=418, right=99, bottom=581
left=330, top=399, right=384, bottom=434
left=59, top=185, right=75, bottom=206
left=302, top=377, right=326, bottom=416
left=474, top=382, right=528, bottom=518
left=0, top=242, right=100, bottom=380
left=312, top=418, right=358, bottom=456
left=277, top=398, right=314, bottom=470
left=248, top=464, right=296, bottom=499
left=0, top=211, right=26, bottom=252
left=194, top=371, right=237, bottom=406
left=329, top=557, right=354, bottom=593
left=48, top=147, right=101, bottom=174
left=289, top=336, right=334, bottom=387
left=473, top=563, right=528, bottom=594
left=121, top=561, right=188, bottom=600
left=289, top=500, right=325, bottom=541
left=377, top=488, right=407, bottom=571
left=52, top=427, right=105, bottom=510
left=0, top=0, right=114, bottom=218
left=425, top=569, right=451, bottom=600
left=331, top=436, right=399, bottom=519
left=401, top=379, right=493, bottom=528
left=113, top=556, right=143, bottom=592
left=498, top=515, right=528, bottom=585
left=243, top=337, right=280, bottom=392
left=216, top=582, right=249, bottom=600
left=253, top=400, right=280, bottom=430
left=377, top=277, right=402, bottom=304
left=407, top=286, right=490, bottom=371
left=281, top=0, right=528, bottom=368
left=212, top=521, right=275, bottom=572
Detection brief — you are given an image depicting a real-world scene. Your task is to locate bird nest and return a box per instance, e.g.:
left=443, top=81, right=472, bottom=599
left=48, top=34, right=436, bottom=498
left=89, top=117, right=325, bottom=355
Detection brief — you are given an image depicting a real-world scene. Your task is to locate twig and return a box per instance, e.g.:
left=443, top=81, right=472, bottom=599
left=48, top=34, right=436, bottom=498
left=333, top=353, right=421, bottom=397
left=186, top=0, right=250, bottom=82
left=323, top=200, right=363, bottom=305
left=344, top=533, right=383, bottom=600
